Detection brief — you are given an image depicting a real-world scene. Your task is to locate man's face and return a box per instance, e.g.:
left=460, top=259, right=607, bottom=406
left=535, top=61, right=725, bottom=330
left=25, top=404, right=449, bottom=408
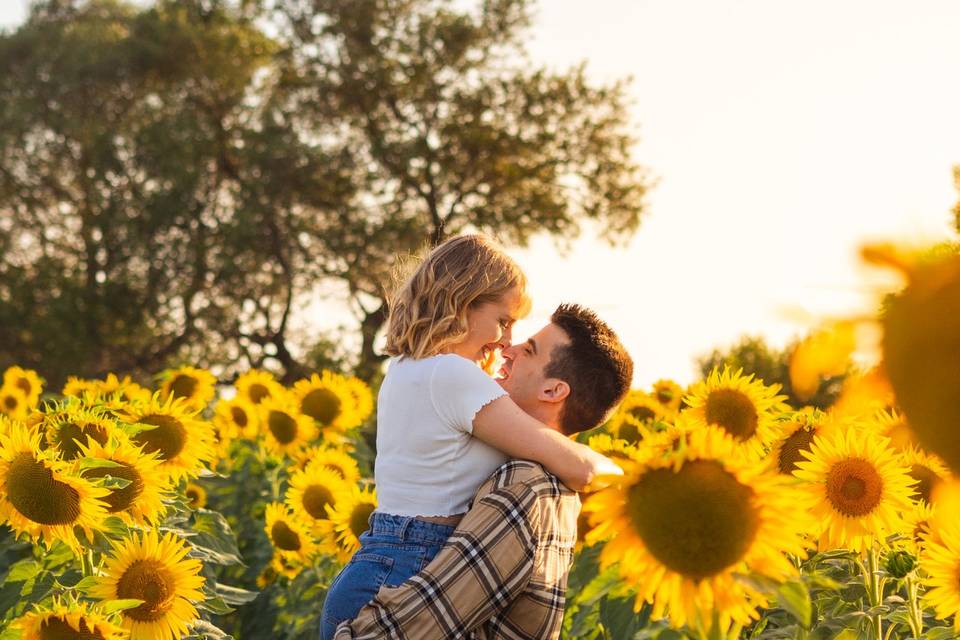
left=497, top=322, right=570, bottom=416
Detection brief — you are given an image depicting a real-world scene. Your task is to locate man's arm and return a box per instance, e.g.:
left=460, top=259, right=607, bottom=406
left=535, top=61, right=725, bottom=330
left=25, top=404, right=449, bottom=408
left=333, top=480, right=541, bottom=639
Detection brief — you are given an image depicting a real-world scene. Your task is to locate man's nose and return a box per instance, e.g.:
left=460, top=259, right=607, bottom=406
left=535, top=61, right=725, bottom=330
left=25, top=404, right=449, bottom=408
left=500, top=342, right=518, bottom=359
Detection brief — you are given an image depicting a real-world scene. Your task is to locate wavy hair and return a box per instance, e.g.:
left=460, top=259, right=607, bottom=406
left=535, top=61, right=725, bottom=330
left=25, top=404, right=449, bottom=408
left=385, top=234, right=529, bottom=360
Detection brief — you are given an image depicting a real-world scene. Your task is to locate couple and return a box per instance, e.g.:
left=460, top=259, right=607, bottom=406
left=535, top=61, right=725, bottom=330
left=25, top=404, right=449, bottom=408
left=320, top=234, right=633, bottom=639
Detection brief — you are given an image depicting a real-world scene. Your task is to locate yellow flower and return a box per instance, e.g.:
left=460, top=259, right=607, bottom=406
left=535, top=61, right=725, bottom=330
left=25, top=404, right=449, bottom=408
left=213, top=396, right=259, bottom=441
left=344, top=376, right=375, bottom=427
left=78, top=437, right=172, bottom=527
left=264, top=502, right=317, bottom=562
left=258, top=397, right=316, bottom=458
left=0, top=422, right=110, bottom=551
left=45, top=406, right=119, bottom=461
left=328, top=484, right=377, bottom=560
left=2, top=366, right=44, bottom=406
left=184, top=482, right=207, bottom=509
left=291, top=445, right=361, bottom=483
left=158, top=365, right=217, bottom=409
left=682, top=366, right=788, bottom=456
left=291, top=371, right=359, bottom=434
left=866, top=408, right=917, bottom=452
left=62, top=376, right=96, bottom=399
left=120, top=393, right=216, bottom=482
left=830, top=367, right=895, bottom=420
left=583, top=426, right=810, bottom=632
left=651, top=379, right=684, bottom=413
left=921, top=516, right=960, bottom=631
left=0, top=385, right=31, bottom=420
left=789, top=321, right=856, bottom=402
left=235, top=369, right=284, bottom=405
left=14, top=597, right=126, bottom=640
left=90, top=529, right=205, bottom=640
left=286, top=463, right=349, bottom=540
left=901, top=447, right=951, bottom=506
left=770, top=410, right=831, bottom=475
left=793, top=427, right=916, bottom=552
left=91, top=373, right=153, bottom=405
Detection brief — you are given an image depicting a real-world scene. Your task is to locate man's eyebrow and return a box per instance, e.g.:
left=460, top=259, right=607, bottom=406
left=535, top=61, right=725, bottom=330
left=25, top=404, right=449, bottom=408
left=527, top=338, right=537, bottom=355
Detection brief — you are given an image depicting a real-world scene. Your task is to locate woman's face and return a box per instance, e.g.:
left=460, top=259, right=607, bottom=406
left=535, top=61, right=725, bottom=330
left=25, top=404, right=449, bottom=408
left=451, top=286, right=526, bottom=367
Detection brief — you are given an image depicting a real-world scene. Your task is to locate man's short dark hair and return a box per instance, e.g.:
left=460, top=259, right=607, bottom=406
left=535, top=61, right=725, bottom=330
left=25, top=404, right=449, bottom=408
left=545, top=303, right=633, bottom=435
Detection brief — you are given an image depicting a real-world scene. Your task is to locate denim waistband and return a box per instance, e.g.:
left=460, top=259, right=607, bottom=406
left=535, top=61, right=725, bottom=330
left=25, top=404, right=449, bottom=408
left=367, top=512, right=457, bottom=544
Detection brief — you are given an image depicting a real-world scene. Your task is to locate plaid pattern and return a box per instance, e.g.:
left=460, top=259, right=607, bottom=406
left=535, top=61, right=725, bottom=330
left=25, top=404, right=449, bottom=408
left=333, top=460, right=580, bottom=639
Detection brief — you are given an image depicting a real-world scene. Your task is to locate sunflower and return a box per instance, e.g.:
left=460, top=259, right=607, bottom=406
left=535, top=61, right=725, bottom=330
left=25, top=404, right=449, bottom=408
left=344, top=376, right=375, bottom=427
left=291, top=371, right=358, bottom=434
left=269, top=553, right=303, bottom=581
left=587, top=433, right=642, bottom=469
left=921, top=517, right=960, bottom=631
left=78, top=437, right=171, bottom=526
left=264, top=502, right=317, bottom=561
left=582, top=426, right=809, bottom=631
left=901, top=447, right=951, bottom=505
left=286, top=463, right=349, bottom=534
left=45, top=407, right=119, bottom=461
left=830, top=367, right=895, bottom=420
left=0, top=422, right=110, bottom=551
left=235, top=369, right=284, bottom=406
left=291, top=445, right=361, bottom=482
left=651, top=379, right=684, bottom=413
left=865, top=408, right=917, bottom=452
left=771, top=410, right=831, bottom=475
left=89, top=529, right=205, bottom=640
left=328, top=484, right=377, bottom=559
left=0, top=385, right=30, bottom=420
left=258, top=397, right=316, bottom=458
left=3, top=366, right=44, bottom=406
left=184, top=482, right=207, bottom=509
left=158, top=365, right=217, bottom=409
left=88, top=373, right=152, bottom=405
left=14, top=597, right=126, bottom=640
left=213, top=396, right=259, bottom=441
left=682, top=366, right=788, bottom=456
left=120, top=393, right=215, bottom=482
left=793, top=427, right=916, bottom=552
left=62, top=376, right=99, bottom=399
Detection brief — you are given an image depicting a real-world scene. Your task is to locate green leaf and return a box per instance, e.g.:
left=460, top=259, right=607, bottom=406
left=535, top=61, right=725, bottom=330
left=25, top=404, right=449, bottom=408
left=100, top=598, right=146, bottom=614
left=214, top=583, right=258, bottom=606
left=76, top=457, right=125, bottom=470
left=832, top=630, right=861, bottom=640
left=72, top=575, right=100, bottom=595
left=98, top=475, right=133, bottom=490
left=4, top=559, right=40, bottom=583
left=924, top=627, right=960, bottom=640
left=776, top=580, right=812, bottom=628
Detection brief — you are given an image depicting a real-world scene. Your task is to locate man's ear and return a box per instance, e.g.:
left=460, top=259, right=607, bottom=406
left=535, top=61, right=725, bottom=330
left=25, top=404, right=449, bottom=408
left=538, top=379, right=570, bottom=404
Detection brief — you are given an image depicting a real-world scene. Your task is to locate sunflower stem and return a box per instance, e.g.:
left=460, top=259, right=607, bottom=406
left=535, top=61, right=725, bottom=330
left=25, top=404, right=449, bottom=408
left=865, top=544, right=883, bottom=640
left=904, top=574, right=923, bottom=639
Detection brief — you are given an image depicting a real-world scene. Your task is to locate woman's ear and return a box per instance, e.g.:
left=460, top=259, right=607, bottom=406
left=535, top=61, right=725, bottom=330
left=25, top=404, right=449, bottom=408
left=539, top=379, right=570, bottom=404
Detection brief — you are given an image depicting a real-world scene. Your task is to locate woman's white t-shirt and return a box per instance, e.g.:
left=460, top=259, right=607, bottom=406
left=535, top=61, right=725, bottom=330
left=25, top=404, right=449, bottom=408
left=374, top=354, right=510, bottom=517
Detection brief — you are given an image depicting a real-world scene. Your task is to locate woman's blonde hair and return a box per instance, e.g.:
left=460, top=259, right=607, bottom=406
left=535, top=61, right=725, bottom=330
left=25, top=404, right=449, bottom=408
left=385, top=234, right=530, bottom=360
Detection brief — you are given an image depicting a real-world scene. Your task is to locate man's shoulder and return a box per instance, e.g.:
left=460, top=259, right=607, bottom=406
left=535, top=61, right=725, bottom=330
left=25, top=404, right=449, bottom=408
left=484, top=460, right=577, bottom=498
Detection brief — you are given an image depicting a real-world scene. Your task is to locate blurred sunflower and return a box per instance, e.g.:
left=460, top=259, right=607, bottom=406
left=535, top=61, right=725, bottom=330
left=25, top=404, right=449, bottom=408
left=121, top=394, right=215, bottom=482
left=291, top=371, right=358, bottom=433
left=867, top=408, right=917, bottom=452
left=328, top=484, right=377, bottom=560
left=583, top=426, right=809, bottom=631
left=771, top=410, right=830, bottom=475
left=682, top=366, right=788, bottom=456
left=651, top=379, right=684, bottom=413
left=286, top=464, right=348, bottom=536
left=830, top=367, right=895, bottom=420
left=258, top=397, right=316, bottom=458
left=89, top=373, right=152, bottom=405
left=14, top=598, right=126, bottom=640
left=0, top=422, right=109, bottom=551
left=62, top=376, right=98, bottom=399
left=264, top=502, right=316, bottom=562
left=901, top=447, right=951, bottom=505
left=158, top=365, right=217, bottom=409
left=2, top=366, right=44, bottom=406
left=292, top=445, right=361, bottom=482
left=344, top=376, right=375, bottom=427
left=586, top=433, right=641, bottom=467
left=184, top=482, right=207, bottom=509
left=45, top=407, right=118, bottom=461
left=269, top=553, right=303, bottom=581
left=0, top=385, right=30, bottom=420
left=793, top=427, right=915, bottom=552
left=235, top=369, right=284, bottom=405
left=90, top=529, right=205, bottom=640
left=921, top=517, right=960, bottom=631
left=213, top=396, right=259, bottom=441
left=78, top=437, right=171, bottom=527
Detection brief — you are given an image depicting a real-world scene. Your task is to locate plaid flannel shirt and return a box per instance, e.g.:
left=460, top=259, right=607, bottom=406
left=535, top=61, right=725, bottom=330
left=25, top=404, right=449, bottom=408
left=332, top=460, right=580, bottom=639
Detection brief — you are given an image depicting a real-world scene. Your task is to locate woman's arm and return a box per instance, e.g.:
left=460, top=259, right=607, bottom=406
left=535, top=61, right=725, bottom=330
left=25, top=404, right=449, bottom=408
left=471, top=395, right=622, bottom=491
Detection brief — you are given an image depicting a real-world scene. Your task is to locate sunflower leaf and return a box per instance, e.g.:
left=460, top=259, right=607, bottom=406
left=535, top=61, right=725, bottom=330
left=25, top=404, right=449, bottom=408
left=100, top=598, right=146, bottom=614
left=775, top=580, right=812, bottom=628
left=72, top=575, right=100, bottom=595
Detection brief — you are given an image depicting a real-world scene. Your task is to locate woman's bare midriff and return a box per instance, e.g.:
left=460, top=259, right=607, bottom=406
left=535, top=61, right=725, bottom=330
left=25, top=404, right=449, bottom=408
left=415, top=513, right=464, bottom=527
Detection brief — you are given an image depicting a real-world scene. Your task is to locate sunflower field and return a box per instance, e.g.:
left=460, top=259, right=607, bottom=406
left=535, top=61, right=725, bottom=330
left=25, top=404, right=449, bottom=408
left=1, top=246, right=960, bottom=640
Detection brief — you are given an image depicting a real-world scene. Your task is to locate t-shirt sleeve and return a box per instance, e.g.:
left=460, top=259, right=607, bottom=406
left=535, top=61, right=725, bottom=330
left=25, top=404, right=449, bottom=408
left=429, top=355, right=508, bottom=434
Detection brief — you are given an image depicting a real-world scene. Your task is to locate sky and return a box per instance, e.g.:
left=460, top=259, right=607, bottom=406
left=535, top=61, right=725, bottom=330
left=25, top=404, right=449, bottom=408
left=3, top=1, right=959, bottom=386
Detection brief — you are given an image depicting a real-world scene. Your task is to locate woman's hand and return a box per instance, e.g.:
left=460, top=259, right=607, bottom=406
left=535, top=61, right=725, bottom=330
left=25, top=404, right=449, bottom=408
left=579, top=447, right=624, bottom=492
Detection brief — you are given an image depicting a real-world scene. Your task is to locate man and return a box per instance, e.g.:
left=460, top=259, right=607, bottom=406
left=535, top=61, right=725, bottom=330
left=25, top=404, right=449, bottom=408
left=334, top=303, right=633, bottom=639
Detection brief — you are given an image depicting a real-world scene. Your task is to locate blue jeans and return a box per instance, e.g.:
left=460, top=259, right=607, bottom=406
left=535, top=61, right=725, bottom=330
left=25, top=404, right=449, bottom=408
left=319, top=512, right=457, bottom=640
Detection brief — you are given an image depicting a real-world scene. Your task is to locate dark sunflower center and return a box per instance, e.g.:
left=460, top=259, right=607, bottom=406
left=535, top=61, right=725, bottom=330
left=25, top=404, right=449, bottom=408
left=268, top=410, right=298, bottom=445
left=6, top=452, right=82, bottom=525
left=778, top=427, right=817, bottom=474
left=301, top=389, right=342, bottom=426
left=4, top=395, right=18, bottom=410
left=230, top=406, right=248, bottom=427
left=134, top=414, right=187, bottom=461
left=627, top=459, right=759, bottom=580
left=116, top=559, right=176, bottom=622
left=909, top=464, right=940, bottom=504
left=303, top=484, right=335, bottom=520
left=54, top=421, right=110, bottom=460
left=270, top=520, right=302, bottom=551
left=826, top=457, right=884, bottom=516
left=248, top=383, right=270, bottom=403
left=15, top=378, right=32, bottom=396
left=82, top=463, right=144, bottom=513
left=185, top=487, right=203, bottom=507
left=704, top=389, right=759, bottom=440
left=169, top=375, right=198, bottom=400
left=349, top=502, right=376, bottom=538
left=38, top=616, right=107, bottom=640
left=655, top=388, right=675, bottom=405
left=618, top=422, right=643, bottom=444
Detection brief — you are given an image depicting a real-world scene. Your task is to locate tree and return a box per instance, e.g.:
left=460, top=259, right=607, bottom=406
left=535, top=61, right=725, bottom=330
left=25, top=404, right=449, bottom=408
left=697, top=335, right=845, bottom=410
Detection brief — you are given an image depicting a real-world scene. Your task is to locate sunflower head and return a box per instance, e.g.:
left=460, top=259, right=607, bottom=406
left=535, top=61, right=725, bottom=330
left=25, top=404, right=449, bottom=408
left=264, top=502, right=317, bottom=561
left=651, top=379, right=684, bottom=412
left=214, top=396, right=259, bottom=441
left=772, top=410, right=830, bottom=475
left=235, top=369, right=284, bottom=405
left=328, top=484, right=377, bottom=560
left=291, top=371, right=359, bottom=433
left=920, top=515, right=960, bottom=631
left=185, top=482, right=208, bottom=509
left=121, top=393, right=215, bottom=482
left=344, top=376, right=375, bottom=427
left=0, top=385, right=31, bottom=420
left=286, top=463, right=349, bottom=531
left=258, top=397, right=316, bottom=458
left=291, top=446, right=361, bottom=482
left=3, top=366, right=45, bottom=405
left=45, top=407, right=119, bottom=461
left=14, top=597, right=126, bottom=640
left=78, top=436, right=172, bottom=526
left=901, top=447, right=951, bottom=505
left=158, top=365, right=217, bottom=409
